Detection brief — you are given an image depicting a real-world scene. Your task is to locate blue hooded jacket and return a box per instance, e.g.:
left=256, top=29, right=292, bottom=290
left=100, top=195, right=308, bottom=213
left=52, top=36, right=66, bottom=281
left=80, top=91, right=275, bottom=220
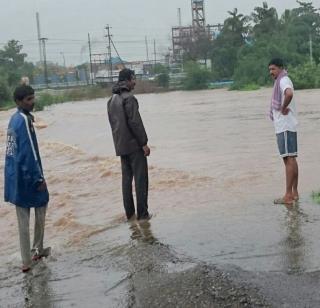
left=4, top=109, right=49, bottom=208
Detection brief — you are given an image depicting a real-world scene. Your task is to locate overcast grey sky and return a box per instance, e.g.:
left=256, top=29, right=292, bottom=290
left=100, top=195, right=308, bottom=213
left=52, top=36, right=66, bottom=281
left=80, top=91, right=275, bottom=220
left=1, top=0, right=320, bottom=66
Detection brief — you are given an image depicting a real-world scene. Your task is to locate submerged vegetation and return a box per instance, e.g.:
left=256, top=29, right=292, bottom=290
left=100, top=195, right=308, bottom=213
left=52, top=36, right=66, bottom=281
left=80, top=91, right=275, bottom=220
left=0, top=86, right=109, bottom=111
left=34, top=86, right=109, bottom=111
left=312, top=191, right=320, bottom=204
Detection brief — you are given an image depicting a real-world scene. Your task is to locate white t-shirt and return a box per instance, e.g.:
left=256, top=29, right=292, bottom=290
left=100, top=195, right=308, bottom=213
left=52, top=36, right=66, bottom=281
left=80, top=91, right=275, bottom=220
left=272, top=76, right=298, bottom=134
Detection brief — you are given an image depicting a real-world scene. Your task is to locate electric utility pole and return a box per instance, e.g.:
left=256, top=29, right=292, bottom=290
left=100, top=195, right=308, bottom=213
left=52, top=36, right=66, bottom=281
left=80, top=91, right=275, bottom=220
left=105, top=25, right=113, bottom=82
left=40, top=37, right=49, bottom=88
left=88, top=33, right=94, bottom=85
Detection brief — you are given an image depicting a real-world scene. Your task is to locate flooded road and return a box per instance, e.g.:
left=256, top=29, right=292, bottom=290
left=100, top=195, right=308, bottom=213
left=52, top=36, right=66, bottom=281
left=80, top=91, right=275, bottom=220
left=1, top=88, right=320, bottom=307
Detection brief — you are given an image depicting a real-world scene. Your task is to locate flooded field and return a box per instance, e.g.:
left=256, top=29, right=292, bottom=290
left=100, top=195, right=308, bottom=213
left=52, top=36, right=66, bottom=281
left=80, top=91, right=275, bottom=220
left=1, top=88, right=320, bottom=307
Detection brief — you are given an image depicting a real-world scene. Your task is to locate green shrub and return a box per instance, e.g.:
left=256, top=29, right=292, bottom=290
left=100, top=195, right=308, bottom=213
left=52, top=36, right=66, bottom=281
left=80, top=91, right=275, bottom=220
left=232, top=52, right=270, bottom=89
left=35, top=92, right=64, bottom=111
left=183, top=61, right=211, bottom=90
left=156, top=73, right=169, bottom=88
left=34, top=86, right=108, bottom=111
left=312, top=191, right=320, bottom=204
left=288, top=63, right=319, bottom=90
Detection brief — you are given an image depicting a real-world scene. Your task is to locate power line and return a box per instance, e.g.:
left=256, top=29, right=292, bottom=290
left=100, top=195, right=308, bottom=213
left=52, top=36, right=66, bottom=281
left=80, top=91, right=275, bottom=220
left=110, top=38, right=125, bottom=67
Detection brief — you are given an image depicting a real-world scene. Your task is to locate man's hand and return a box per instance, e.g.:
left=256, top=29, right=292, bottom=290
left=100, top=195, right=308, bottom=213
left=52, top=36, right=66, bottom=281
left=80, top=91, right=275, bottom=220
left=142, top=145, right=150, bottom=157
left=281, top=106, right=290, bottom=115
left=282, top=88, right=293, bottom=115
left=37, top=180, right=47, bottom=192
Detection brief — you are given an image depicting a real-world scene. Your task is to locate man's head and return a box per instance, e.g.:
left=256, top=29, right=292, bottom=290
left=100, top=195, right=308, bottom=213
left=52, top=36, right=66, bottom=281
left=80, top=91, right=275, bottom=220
left=269, top=58, right=285, bottom=80
left=118, top=68, right=136, bottom=90
left=13, top=85, right=35, bottom=112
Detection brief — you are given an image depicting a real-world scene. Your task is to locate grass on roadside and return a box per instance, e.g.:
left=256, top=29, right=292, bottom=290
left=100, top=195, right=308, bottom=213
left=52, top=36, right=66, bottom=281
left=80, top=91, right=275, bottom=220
left=229, top=83, right=260, bottom=91
left=1, top=85, right=110, bottom=112
left=312, top=191, right=320, bottom=204
left=0, top=101, right=15, bottom=110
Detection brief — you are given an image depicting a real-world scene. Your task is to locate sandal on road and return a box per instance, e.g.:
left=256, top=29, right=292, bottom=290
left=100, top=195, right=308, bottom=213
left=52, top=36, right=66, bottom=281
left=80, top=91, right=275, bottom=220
left=21, top=265, right=31, bottom=273
left=32, top=247, right=51, bottom=261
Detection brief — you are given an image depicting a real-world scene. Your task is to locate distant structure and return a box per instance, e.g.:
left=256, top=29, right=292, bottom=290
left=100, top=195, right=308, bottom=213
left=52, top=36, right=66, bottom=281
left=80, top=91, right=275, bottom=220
left=192, top=0, right=206, bottom=29
left=171, top=0, right=222, bottom=63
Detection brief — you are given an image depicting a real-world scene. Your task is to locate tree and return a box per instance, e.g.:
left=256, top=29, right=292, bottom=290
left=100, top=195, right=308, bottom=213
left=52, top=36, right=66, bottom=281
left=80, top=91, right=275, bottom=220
left=288, top=62, right=320, bottom=89
left=181, top=33, right=213, bottom=63
left=286, top=1, right=320, bottom=64
left=211, top=8, right=250, bottom=79
left=151, top=63, right=170, bottom=88
left=183, top=61, right=211, bottom=90
left=251, top=2, right=280, bottom=39
left=156, top=73, right=170, bottom=88
left=0, top=40, right=26, bottom=66
left=0, top=40, right=28, bottom=86
left=233, top=1, right=320, bottom=89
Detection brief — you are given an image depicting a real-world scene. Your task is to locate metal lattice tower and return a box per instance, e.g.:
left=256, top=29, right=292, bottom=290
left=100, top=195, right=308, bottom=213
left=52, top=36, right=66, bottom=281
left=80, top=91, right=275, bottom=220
left=171, top=0, right=222, bottom=63
left=191, top=0, right=206, bottom=29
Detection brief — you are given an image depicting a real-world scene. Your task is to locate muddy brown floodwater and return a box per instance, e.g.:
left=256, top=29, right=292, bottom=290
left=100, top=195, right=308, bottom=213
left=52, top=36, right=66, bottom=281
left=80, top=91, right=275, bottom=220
left=1, top=88, right=320, bottom=307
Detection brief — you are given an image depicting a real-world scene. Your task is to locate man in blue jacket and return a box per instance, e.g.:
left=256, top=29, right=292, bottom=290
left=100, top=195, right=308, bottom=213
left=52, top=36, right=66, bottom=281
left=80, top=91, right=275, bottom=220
left=4, top=85, right=49, bottom=272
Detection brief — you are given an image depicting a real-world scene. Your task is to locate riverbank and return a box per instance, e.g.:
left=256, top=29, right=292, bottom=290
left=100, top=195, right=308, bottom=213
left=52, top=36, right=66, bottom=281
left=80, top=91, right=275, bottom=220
left=0, top=80, right=170, bottom=111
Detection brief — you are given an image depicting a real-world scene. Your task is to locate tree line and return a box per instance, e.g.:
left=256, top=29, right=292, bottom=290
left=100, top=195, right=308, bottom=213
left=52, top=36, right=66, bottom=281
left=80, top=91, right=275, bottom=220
left=1, top=1, right=320, bottom=106
left=182, top=1, right=320, bottom=90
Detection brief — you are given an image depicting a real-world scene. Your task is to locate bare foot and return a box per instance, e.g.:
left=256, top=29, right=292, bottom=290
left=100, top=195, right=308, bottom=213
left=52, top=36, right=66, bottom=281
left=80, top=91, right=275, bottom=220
left=293, top=193, right=299, bottom=201
left=274, top=197, right=294, bottom=205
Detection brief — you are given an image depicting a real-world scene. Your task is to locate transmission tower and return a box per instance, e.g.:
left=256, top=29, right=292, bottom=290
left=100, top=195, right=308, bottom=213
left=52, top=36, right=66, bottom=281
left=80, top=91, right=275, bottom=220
left=172, top=1, right=222, bottom=64
left=191, top=0, right=206, bottom=29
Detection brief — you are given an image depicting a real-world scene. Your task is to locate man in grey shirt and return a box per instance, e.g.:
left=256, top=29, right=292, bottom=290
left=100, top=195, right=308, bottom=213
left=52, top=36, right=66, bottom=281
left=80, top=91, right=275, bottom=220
left=107, top=69, right=151, bottom=221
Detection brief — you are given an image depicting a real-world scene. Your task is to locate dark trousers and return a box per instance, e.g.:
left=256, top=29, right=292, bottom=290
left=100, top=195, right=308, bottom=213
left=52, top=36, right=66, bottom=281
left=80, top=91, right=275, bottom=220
left=121, top=150, right=149, bottom=220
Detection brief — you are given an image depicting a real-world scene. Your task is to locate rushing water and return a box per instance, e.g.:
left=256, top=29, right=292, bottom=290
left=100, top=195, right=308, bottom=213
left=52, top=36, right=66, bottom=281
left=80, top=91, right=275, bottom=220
left=1, top=88, right=320, bottom=307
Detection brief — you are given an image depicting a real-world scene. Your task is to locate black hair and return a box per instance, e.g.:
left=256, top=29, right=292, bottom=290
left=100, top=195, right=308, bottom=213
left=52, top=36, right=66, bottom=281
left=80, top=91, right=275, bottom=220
left=13, top=85, right=35, bottom=102
left=269, top=58, right=285, bottom=68
left=118, top=68, right=135, bottom=82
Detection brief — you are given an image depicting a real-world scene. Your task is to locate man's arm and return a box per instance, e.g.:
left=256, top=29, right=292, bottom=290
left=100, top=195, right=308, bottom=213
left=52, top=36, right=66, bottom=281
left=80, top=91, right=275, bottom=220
left=124, top=96, right=149, bottom=150
left=281, top=88, right=293, bottom=115
left=16, top=121, right=46, bottom=191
